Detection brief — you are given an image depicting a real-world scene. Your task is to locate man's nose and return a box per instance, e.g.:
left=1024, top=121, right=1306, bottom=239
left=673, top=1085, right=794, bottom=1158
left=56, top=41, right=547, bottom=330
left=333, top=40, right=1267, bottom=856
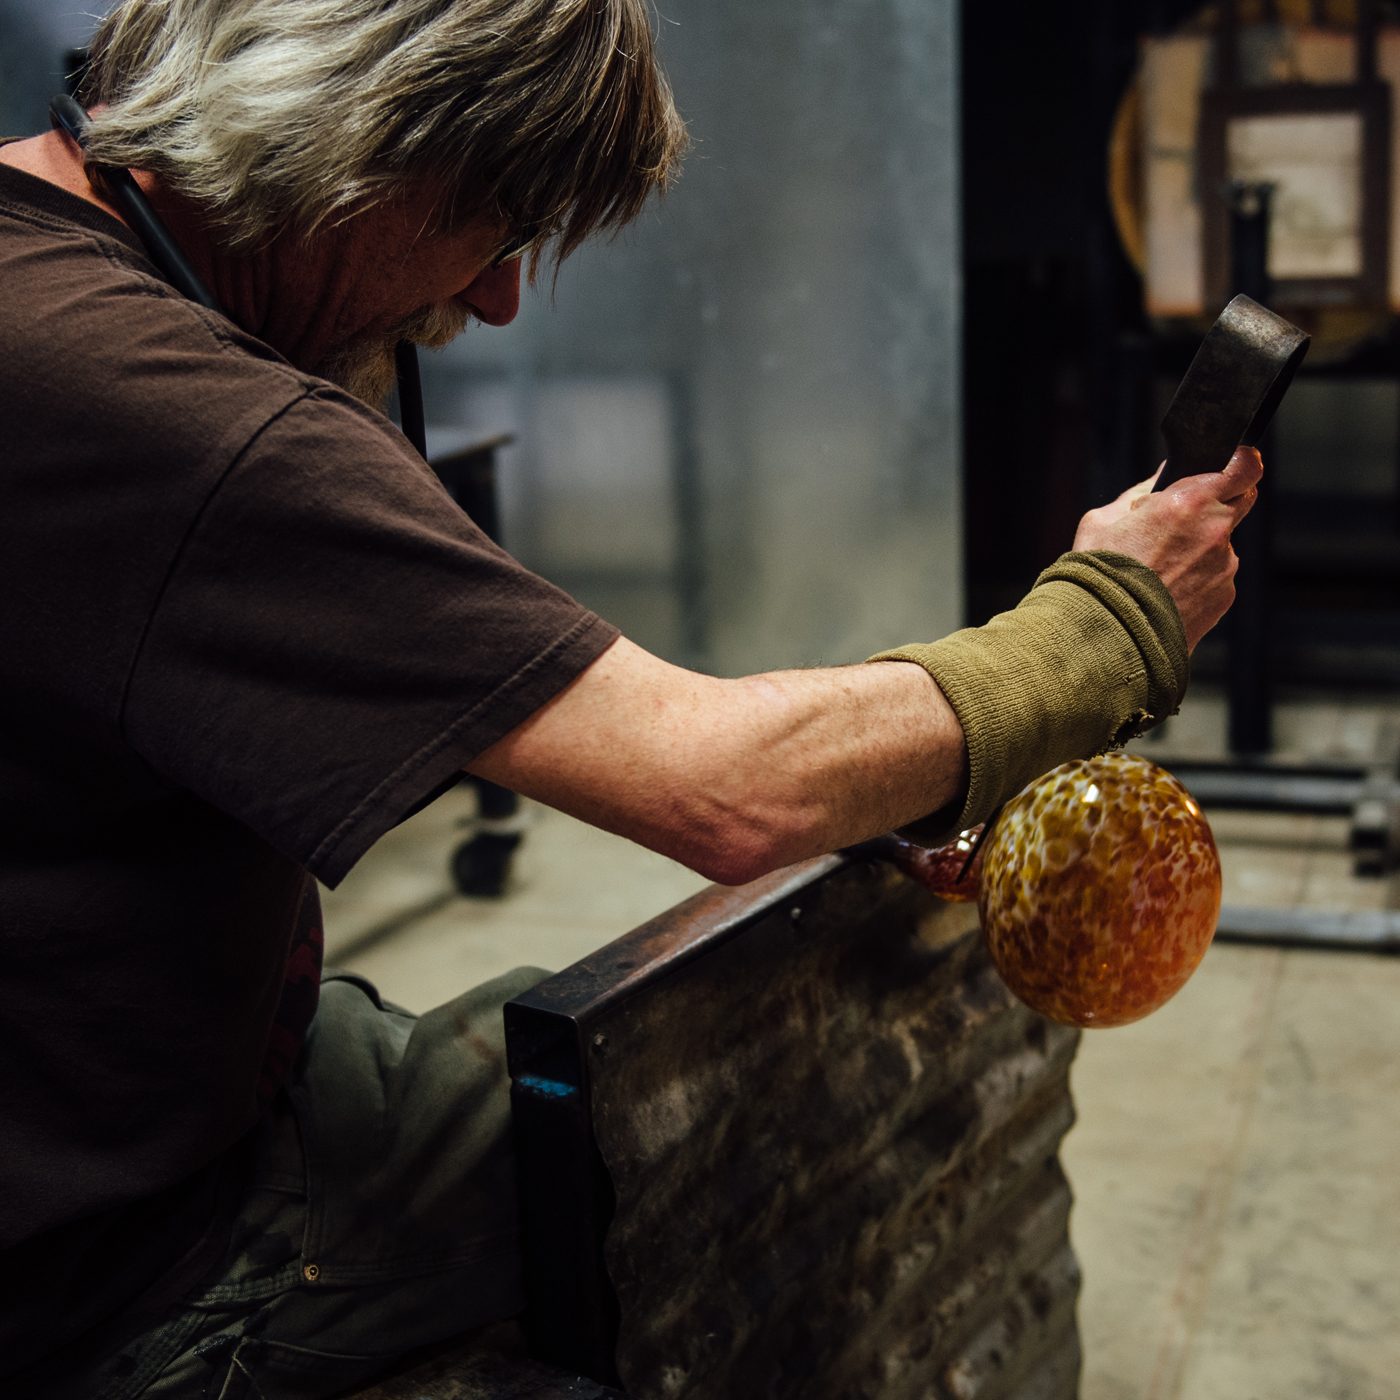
left=461, top=258, right=522, bottom=326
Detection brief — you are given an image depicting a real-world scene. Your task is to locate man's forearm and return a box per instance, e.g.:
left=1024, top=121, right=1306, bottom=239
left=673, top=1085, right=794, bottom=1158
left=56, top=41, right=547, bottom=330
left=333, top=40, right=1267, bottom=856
left=467, top=636, right=968, bottom=885
left=467, top=456, right=1262, bottom=886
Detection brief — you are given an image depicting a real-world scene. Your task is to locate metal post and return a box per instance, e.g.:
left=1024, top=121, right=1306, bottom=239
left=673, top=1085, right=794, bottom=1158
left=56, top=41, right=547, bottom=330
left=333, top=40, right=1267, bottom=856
left=1218, top=0, right=1240, bottom=89
left=1359, top=0, right=1379, bottom=85
left=1226, top=183, right=1275, bottom=756
left=432, top=438, right=529, bottom=896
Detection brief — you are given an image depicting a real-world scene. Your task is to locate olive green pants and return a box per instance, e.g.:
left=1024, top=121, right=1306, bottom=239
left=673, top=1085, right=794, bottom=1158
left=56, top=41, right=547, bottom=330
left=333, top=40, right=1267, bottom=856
left=70, top=968, right=544, bottom=1400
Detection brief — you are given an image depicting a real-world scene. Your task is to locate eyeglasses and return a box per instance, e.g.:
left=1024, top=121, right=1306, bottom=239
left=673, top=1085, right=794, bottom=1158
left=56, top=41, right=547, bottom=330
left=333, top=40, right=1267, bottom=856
left=490, top=227, right=549, bottom=269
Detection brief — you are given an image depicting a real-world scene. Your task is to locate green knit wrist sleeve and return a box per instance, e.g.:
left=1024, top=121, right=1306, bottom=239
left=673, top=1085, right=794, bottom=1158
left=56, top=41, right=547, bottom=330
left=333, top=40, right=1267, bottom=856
left=868, top=549, right=1189, bottom=836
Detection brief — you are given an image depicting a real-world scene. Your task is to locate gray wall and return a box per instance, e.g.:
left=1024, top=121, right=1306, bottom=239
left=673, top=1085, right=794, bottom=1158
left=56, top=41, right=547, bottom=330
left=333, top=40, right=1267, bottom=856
left=0, top=1, right=94, bottom=132
left=2, top=0, right=965, bottom=676
left=427, top=1, right=964, bottom=674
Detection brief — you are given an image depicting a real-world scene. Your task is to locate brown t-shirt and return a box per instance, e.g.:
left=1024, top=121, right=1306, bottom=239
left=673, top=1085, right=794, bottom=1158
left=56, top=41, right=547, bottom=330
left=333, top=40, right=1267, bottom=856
left=0, top=162, right=618, bottom=1374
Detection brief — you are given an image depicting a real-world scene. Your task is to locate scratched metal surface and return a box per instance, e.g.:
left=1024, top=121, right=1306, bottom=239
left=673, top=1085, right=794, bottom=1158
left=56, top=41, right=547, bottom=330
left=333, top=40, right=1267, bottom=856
left=583, top=858, right=1082, bottom=1399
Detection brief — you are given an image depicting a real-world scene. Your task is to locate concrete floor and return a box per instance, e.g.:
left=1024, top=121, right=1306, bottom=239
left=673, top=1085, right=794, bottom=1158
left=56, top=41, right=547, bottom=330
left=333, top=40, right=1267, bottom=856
left=322, top=688, right=1400, bottom=1400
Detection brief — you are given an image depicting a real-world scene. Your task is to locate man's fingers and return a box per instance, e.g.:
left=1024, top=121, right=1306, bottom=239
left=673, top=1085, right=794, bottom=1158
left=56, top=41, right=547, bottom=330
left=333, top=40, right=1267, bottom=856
left=1112, top=467, right=1160, bottom=506
left=1125, top=463, right=1165, bottom=512
left=1171, top=447, right=1263, bottom=498
left=1167, top=446, right=1263, bottom=511
left=1217, top=445, right=1264, bottom=497
left=1226, top=484, right=1259, bottom=526
left=1219, top=448, right=1263, bottom=527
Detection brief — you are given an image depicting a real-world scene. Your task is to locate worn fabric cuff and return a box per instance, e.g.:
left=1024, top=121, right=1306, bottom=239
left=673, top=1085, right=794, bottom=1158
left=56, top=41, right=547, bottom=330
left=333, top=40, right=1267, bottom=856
left=868, top=549, right=1189, bottom=838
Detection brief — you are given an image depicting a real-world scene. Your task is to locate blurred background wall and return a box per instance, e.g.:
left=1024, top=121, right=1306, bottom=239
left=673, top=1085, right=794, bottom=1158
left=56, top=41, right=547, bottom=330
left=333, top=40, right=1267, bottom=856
left=421, top=1, right=965, bottom=675
left=0, top=1, right=83, bottom=133
left=0, top=0, right=965, bottom=678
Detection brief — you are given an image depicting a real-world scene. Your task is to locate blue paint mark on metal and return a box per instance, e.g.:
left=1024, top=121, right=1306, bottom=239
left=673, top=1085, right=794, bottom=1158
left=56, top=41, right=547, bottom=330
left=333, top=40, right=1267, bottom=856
left=517, top=1074, right=577, bottom=1099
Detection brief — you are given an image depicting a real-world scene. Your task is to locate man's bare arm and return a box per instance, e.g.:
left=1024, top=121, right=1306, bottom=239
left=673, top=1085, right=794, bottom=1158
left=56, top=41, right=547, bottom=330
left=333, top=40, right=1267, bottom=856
left=469, top=450, right=1263, bottom=887
left=467, top=637, right=967, bottom=886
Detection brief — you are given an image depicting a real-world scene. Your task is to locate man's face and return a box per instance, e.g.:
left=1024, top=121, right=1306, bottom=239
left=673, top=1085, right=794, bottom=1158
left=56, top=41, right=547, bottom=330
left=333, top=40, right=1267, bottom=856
left=294, top=194, right=525, bottom=409
left=6, top=131, right=525, bottom=411
left=316, top=286, right=486, bottom=409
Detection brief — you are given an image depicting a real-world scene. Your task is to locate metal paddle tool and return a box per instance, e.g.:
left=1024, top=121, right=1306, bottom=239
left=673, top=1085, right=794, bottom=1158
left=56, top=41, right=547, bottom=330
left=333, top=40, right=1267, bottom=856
left=1155, top=293, right=1310, bottom=490
left=852, top=295, right=1311, bottom=887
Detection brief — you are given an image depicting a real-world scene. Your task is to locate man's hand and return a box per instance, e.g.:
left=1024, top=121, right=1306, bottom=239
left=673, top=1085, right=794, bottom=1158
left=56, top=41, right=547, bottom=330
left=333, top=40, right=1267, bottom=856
left=1072, top=447, right=1263, bottom=650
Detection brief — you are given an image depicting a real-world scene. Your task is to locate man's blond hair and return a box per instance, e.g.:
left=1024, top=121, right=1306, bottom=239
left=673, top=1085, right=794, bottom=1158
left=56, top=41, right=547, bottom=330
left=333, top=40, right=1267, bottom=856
left=81, top=0, right=689, bottom=264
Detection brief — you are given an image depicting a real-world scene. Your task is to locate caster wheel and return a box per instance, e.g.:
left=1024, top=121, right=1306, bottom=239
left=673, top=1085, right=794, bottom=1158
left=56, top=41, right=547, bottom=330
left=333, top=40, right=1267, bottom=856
left=451, top=832, right=523, bottom=897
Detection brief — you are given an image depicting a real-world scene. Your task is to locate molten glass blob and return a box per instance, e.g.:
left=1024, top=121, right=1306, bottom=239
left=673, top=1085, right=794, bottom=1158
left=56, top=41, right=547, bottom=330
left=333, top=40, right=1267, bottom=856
left=976, top=753, right=1221, bottom=1028
left=881, top=827, right=985, bottom=903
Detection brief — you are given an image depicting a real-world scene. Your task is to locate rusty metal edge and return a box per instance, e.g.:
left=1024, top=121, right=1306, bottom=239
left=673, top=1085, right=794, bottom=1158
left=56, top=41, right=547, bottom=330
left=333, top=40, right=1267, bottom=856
left=506, top=855, right=845, bottom=1047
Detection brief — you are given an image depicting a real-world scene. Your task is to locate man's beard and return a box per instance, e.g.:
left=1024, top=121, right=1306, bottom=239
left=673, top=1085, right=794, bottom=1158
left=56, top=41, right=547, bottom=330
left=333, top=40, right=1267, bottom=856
left=314, top=300, right=474, bottom=411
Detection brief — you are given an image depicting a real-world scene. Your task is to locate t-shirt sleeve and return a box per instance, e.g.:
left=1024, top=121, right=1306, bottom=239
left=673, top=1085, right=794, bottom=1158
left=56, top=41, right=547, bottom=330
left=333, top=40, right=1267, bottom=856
left=121, top=386, right=619, bottom=887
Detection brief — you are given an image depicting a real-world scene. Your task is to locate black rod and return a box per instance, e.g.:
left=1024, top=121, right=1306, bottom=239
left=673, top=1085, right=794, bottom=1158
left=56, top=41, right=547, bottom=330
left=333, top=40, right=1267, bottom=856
left=394, top=341, right=428, bottom=459
left=1359, top=0, right=1379, bottom=85
left=1218, top=0, right=1240, bottom=90
left=1226, top=183, right=1275, bottom=758
left=52, top=93, right=430, bottom=462
left=49, top=95, right=222, bottom=313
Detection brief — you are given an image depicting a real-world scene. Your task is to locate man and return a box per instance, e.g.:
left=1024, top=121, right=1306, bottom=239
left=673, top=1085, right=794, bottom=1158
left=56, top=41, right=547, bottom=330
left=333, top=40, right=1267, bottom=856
left=0, top=1, right=1260, bottom=1395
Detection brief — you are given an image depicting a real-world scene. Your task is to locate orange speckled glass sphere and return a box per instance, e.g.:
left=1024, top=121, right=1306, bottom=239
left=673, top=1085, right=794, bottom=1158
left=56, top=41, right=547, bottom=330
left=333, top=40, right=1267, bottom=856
left=977, top=753, right=1221, bottom=1028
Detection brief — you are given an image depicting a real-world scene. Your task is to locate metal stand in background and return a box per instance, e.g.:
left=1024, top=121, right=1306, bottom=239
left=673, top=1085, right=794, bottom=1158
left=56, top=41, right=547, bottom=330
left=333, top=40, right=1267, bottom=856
left=1224, top=184, right=1276, bottom=758
left=432, top=437, right=530, bottom=897
left=1170, top=754, right=1400, bottom=950
left=1152, top=187, right=1400, bottom=946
